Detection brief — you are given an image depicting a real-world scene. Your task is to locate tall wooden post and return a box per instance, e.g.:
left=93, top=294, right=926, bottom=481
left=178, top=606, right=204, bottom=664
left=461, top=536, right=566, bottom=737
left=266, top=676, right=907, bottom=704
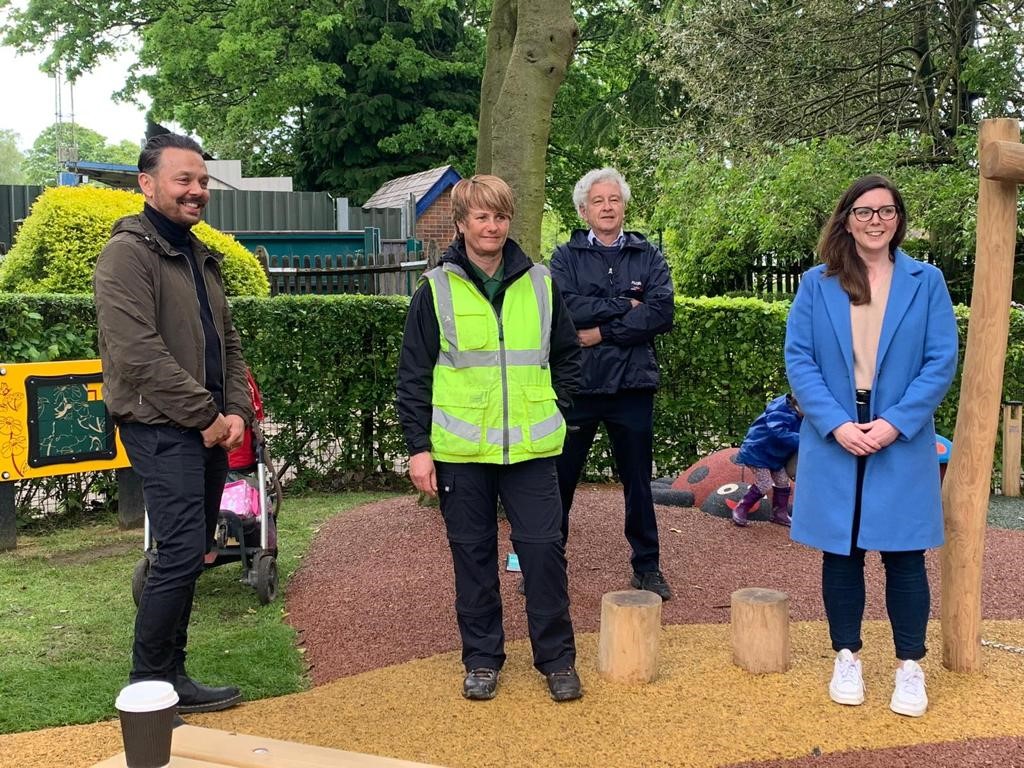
left=1003, top=401, right=1023, bottom=497
left=942, top=118, right=1023, bottom=672
left=0, top=482, right=15, bottom=551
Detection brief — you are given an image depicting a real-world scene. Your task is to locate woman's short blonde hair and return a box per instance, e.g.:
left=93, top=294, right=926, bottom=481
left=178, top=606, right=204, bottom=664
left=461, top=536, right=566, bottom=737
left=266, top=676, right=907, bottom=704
left=451, top=174, right=515, bottom=227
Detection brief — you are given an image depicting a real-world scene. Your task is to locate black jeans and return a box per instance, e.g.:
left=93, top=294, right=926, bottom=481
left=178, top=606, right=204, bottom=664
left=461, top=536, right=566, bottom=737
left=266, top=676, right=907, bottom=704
left=436, top=457, right=576, bottom=675
left=556, top=391, right=660, bottom=573
left=119, top=422, right=228, bottom=681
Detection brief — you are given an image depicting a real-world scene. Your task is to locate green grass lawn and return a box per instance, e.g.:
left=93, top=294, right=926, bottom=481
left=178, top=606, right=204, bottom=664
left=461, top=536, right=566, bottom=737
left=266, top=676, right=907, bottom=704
left=0, top=491, right=392, bottom=735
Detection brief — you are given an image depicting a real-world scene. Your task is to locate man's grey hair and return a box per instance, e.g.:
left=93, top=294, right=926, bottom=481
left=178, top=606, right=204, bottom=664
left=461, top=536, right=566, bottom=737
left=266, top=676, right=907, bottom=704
left=572, top=167, right=632, bottom=212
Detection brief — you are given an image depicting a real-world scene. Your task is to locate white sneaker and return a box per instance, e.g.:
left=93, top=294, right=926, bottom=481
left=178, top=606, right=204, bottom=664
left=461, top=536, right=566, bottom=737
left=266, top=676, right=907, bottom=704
left=829, top=649, right=865, bottom=705
left=890, top=659, right=928, bottom=717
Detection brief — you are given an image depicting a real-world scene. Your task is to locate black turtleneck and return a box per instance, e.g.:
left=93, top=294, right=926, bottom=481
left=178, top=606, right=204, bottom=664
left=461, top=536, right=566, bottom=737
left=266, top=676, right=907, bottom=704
left=143, top=204, right=224, bottom=415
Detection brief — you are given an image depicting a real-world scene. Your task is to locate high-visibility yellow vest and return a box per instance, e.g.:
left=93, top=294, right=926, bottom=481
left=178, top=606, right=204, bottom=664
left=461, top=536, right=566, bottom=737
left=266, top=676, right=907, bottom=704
left=426, top=261, right=566, bottom=464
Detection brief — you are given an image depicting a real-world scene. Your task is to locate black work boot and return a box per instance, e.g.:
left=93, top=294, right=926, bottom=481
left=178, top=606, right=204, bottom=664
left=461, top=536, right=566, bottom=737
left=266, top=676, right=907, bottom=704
left=174, top=675, right=243, bottom=713
left=630, top=570, right=673, bottom=601
left=546, top=667, right=583, bottom=701
left=462, top=668, right=499, bottom=700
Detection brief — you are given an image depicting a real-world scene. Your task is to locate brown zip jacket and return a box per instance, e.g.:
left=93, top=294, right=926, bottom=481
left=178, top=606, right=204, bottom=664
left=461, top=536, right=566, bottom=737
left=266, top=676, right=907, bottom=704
left=93, top=213, right=253, bottom=429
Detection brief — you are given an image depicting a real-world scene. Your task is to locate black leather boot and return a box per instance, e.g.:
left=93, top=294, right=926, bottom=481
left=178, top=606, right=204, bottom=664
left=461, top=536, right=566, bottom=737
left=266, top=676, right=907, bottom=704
left=462, top=668, right=499, bottom=700
left=546, top=667, right=583, bottom=701
left=174, top=675, right=243, bottom=713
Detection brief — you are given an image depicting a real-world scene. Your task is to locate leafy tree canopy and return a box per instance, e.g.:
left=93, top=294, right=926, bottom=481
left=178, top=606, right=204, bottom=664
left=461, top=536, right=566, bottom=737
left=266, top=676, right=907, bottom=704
left=0, top=129, right=26, bottom=185
left=641, top=0, right=1024, bottom=160
left=22, top=124, right=139, bottom=186
left=546, top=0, right=683, bottom=233
left=653, top=131, right=984, bottom=301
left=3, top=0, right=483, bottom=200
left=293, top=0, right=484, bottom=202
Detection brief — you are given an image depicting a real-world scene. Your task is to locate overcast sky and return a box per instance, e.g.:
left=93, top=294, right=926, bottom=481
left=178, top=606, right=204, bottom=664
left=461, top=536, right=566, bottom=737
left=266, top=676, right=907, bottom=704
left=0, top=45, right=151, bottom=151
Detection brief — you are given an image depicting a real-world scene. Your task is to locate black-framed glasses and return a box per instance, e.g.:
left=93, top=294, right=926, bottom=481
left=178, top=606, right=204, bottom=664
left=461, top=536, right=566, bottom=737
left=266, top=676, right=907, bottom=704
left=850, top=205, right=898, bottom=222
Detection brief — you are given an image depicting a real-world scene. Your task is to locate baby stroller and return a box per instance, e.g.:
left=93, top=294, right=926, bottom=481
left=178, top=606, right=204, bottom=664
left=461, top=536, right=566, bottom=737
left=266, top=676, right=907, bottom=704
left=131, top=369, right=283, bottom=606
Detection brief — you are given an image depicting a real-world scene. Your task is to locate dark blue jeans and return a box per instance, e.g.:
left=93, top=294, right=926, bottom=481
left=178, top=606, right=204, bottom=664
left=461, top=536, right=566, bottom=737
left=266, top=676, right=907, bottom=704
left=821, top=389, right=930, bottom=661
left=119, top=422, right=228, bottom=681
left=556, top=391, right=660, bottom=573
left=822, top=548, right=930, bottom=660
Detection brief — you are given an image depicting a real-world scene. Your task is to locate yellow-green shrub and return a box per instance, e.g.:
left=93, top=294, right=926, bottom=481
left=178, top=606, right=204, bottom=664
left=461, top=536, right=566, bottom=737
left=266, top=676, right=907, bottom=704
left=0, top=186, right=270, bottom=296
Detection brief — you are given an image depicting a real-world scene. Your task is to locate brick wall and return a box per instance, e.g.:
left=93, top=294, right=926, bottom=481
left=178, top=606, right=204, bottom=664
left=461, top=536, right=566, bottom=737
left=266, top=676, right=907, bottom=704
left=415, top=191, right=456, bottom=257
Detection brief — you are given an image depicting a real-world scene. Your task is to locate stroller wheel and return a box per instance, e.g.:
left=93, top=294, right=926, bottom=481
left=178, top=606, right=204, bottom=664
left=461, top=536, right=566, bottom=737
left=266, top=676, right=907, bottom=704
left=255, top=553, right=278, bottom=605
left=131, top=557, right=151, bottom=607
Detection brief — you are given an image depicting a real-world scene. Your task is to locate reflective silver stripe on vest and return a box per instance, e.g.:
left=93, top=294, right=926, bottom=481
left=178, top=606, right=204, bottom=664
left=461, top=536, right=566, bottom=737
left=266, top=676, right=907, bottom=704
left=530, top=410, right=564, bottom=442
left=488, top=426, right=523, bottom=446
left=438, top=349, right=500, bottom=368
left=438, top=349, right=543, bottom=368
left=426, top=266, right=459, bottom=349
left=528, top=264, right=551, bottom=365
left=432, top=406, right=481, bottom=443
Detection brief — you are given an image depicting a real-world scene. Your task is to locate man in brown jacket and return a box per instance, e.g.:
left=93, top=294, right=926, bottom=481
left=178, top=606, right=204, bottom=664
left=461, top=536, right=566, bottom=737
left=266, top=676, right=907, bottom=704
left=94, top=133, right=252, bottom=713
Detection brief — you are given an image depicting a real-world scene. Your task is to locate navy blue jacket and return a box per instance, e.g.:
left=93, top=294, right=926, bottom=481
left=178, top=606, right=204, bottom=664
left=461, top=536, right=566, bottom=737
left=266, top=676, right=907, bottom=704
left=550, top=230, right=674, bottom=394
left=736, top=395, right=802, bottom=470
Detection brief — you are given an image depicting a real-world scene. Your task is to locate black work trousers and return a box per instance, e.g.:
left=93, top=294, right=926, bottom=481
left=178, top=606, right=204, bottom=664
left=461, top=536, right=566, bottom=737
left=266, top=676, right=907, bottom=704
left=556, top=390, right=660, bottom=574
left=119, top=422, right=228, bottom=682
left=436, top=457, right=576, bottom=675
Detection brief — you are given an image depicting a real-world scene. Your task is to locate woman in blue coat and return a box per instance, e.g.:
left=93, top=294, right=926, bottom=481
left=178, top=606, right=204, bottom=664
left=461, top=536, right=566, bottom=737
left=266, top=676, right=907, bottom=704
left=784, top=175, right=958, bottom=718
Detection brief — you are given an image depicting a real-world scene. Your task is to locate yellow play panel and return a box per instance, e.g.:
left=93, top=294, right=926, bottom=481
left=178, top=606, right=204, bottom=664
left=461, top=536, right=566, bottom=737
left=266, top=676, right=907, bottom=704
left=0, top=359, right=129, bottom=482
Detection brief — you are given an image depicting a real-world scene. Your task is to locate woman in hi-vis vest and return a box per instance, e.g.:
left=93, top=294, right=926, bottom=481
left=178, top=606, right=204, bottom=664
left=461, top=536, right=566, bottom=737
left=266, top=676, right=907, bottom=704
left=396, top=175, right=584, bottom=702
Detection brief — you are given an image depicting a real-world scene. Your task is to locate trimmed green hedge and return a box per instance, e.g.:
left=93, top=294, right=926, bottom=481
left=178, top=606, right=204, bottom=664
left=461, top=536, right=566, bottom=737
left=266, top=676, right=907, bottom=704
left=0, top=186, right=269, bottom=297
left=1, top=292, right=1021, bottom=494
left=230, top=295, right=408, bottom=489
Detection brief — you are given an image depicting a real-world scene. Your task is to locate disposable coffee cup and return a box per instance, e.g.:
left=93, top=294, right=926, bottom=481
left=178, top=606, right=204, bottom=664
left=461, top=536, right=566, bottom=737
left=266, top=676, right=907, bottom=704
left=115, top=681, right=179, bottom=768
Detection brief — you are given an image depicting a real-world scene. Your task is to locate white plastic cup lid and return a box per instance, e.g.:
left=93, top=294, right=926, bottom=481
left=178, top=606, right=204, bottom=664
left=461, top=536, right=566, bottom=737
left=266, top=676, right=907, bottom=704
left=115, top=681, right=179, bottom=713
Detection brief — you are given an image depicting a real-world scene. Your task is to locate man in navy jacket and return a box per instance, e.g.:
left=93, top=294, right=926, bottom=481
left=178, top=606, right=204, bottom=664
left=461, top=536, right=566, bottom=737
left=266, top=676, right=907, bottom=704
left=550, top=167, right=675, bottom=599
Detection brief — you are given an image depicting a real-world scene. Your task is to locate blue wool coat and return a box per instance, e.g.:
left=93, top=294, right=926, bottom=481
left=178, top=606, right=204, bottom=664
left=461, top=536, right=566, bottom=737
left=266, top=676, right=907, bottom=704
left=736, top=395, right=801, bottom=470
left=784, top=250, right=958, bottom=554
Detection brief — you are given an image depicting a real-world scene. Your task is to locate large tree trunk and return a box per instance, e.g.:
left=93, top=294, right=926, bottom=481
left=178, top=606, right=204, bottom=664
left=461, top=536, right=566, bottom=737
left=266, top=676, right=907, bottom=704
left=476, top=0, right=578, bottom=259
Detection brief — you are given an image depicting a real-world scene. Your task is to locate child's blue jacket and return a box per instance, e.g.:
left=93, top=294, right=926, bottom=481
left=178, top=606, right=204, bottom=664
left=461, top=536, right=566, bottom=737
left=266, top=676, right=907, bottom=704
left=736, top=395, right=801, bottom=470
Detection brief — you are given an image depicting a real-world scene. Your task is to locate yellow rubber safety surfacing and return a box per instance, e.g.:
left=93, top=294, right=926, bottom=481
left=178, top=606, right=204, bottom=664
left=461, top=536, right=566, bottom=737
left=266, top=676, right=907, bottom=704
left=7, top=619, right=1024, bottom=768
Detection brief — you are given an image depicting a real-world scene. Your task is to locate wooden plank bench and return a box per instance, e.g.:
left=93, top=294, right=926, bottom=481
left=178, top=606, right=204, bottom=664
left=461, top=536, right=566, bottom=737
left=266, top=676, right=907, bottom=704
left=93, top=724, right=446, bottom=768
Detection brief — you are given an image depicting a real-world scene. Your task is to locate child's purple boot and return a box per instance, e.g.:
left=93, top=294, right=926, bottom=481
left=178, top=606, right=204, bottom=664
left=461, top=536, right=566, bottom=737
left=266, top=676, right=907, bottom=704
left=770, top=486, right=792, bottom=526
left=731, top=486, right=764, bottom=527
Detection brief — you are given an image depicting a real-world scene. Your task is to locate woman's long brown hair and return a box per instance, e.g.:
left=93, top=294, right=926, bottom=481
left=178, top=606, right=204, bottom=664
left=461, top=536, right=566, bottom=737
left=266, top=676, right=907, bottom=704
left=817, top=174, right=907, bottom=305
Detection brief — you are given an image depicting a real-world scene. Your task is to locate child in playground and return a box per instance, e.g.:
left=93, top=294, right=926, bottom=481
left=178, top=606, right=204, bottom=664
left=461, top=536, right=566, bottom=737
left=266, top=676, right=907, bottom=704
left=731, top=393, right=802, bottom=527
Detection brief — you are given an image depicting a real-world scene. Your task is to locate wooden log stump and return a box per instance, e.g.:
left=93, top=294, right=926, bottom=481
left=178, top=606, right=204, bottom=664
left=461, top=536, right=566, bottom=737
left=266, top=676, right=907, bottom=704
left=731, top=587, right=790, bottom=673
left=597, top=590, right=662, bottom=684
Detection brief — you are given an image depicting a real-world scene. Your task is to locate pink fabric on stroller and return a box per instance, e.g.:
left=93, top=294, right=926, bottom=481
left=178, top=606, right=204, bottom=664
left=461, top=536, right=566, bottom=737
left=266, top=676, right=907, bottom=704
left=220, top=479, right=262, bottom=519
